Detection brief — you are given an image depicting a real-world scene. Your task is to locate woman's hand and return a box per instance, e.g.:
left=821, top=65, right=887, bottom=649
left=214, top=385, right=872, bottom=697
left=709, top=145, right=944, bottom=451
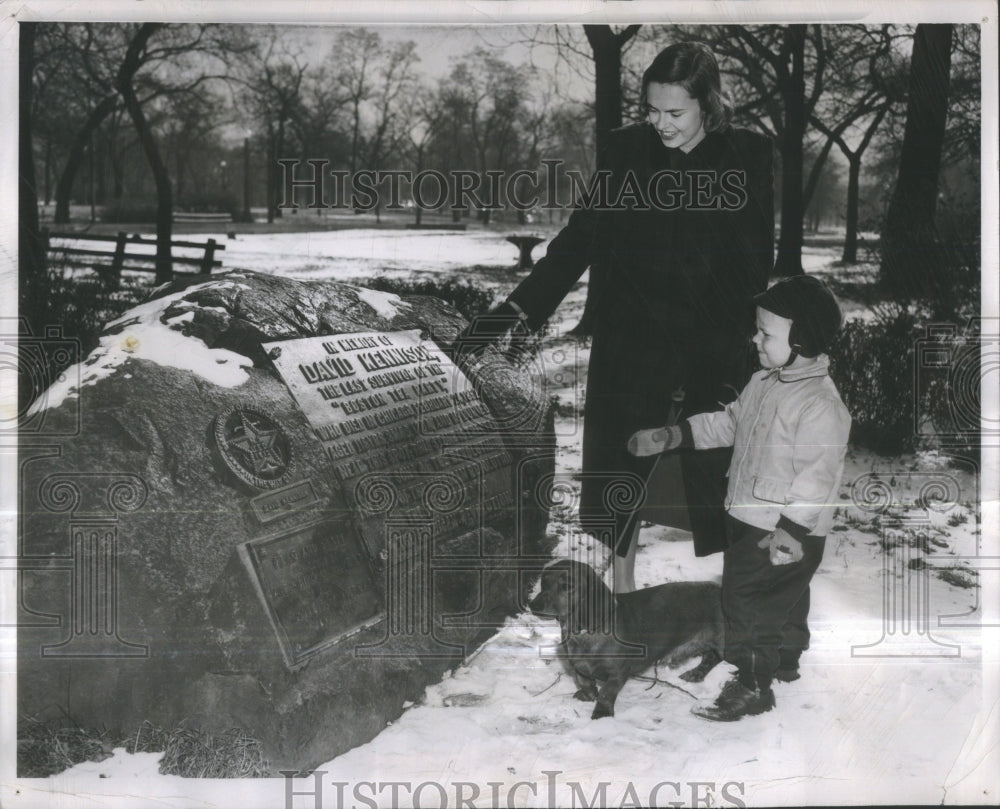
left=628, top=425, right=683, bottom=457
left=450, top=301, right=532, bottom=361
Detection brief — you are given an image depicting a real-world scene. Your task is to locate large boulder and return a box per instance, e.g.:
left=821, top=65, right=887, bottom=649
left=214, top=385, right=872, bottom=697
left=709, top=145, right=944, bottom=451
left=18, top=269, right=555, bottom=773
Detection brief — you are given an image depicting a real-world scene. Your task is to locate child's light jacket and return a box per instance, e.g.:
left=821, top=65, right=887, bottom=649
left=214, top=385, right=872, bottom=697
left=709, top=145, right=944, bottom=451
left=686, top=355, right=852, bottom=537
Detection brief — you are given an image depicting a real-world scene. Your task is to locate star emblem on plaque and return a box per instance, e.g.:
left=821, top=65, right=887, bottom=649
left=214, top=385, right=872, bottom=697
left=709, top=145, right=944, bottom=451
left=214, top=405, right=295, bottom=489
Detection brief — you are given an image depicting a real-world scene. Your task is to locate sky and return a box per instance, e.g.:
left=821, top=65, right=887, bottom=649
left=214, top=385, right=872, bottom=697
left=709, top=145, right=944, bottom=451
left=288, top=23, right=598, bottom=104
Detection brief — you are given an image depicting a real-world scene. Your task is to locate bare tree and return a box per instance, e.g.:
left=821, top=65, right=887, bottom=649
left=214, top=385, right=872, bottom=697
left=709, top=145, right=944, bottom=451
left=20, top=22, right=47, bottom=339
left=583, top=25, right=643, bottom=158
left=328, top=29, right=381, bottom=176
left=438, top=50, right=536, bottom=224
left=257, top=39, right=307, bottom=221
left=727, top=25, right=810, bottom=275
left=43, top=25, right=127, bottom=224
left=358, top=40, right=420, bottom=222
left=115, top=24, right=174, bottom=280
left=161, top=90, right=229, bottom=205
left=43, top=24, right=250, bottom=227
left=806, top=25, right=904, bottom=262
left=880, top=24, right=954, bottom=303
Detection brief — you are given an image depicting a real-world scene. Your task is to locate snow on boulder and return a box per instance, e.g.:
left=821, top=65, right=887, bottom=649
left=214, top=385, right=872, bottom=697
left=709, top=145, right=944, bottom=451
left=18, top=269, right=556, bottom=774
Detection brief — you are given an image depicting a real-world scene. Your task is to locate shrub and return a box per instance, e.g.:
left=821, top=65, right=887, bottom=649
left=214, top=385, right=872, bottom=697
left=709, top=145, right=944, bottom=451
left=828, top=308, right=981, bottom=460
left=18, top=263, right=152, bottom=417
left=828, top=308, right=920, bottom=455
left=102, top=204, right=159, bottom=224
left=364, top=276, right=497, bottom=321
left=177, top=191, right=240, bottom=218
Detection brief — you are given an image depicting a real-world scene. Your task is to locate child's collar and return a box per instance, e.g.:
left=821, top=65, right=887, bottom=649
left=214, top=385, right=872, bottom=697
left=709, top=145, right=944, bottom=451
left=766, top=354, right=831, bottom=382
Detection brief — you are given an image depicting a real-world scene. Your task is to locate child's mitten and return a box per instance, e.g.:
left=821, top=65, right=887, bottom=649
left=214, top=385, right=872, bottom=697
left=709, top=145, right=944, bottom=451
left=757, top=528, right=804, bottom=566
left=627, top=425, right=682, bottom=457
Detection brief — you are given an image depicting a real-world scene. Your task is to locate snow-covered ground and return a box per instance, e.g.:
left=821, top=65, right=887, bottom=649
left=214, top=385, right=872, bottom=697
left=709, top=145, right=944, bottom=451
left=7, top=229, right=997, bottom=808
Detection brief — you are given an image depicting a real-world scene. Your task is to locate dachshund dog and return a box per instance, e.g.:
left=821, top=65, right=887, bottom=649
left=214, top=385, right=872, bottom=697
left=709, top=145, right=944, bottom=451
left=529, top=559, right=723, bottom=719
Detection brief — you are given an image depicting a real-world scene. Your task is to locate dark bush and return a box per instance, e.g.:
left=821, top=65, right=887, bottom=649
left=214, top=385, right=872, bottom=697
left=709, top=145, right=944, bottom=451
left=18, top=264, right=152, bottom=416
left=364, top=277, right=497, bottom=321
left=177, top=191, right=240, bottom=218
left=102, top=204, right=159, bottom=224
left=828, top=309, right=919, bottom=455
left=828, top=309, right=981, bottom=460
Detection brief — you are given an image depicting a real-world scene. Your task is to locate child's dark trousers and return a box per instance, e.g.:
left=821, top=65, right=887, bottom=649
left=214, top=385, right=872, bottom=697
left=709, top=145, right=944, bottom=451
left=721, top=514, right=826, bottom=689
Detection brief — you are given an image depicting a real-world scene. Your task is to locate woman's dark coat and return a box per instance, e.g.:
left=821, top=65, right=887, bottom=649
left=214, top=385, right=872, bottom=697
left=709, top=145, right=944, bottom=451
left=507, top=123, right=775, bottom=556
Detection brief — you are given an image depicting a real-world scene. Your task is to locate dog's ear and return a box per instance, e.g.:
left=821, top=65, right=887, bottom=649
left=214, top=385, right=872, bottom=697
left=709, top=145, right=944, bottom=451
left=529, top=560, right=570, bottom=616
left=567, top=561, right=611, bottom=634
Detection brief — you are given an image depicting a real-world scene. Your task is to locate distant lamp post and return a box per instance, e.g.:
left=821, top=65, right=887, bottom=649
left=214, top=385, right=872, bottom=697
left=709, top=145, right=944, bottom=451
left=242, top=131, right=252, bottom=222
left=410, top=122, right=428, bottom=226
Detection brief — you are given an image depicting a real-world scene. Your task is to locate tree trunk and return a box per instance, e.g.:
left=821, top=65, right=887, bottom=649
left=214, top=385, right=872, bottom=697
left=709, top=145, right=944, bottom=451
left=96, top=135, right=106, bottom=204
left=175, top=144, right=185, bottom=204
left=842, top=154, right=861, bottom=263
left=43, top=138, right=52, bottom=205
left=839, top=106, right=889, bottom=264
left=266, top=130, right=275, bottom=224
left=117, top=23, right=172, bottom=283
left=774, top=25, right=807, bottom=277
left=584, top=26, right=625, bottom=162
left=53, top=94, right=117, bottom=224
left=19, top=22, right=47, bottom=341
left=572, top=24, right=640, bottom=337
left=802, top=133, right=838, bottom=215
left=880, top=24, right=953, bottom=300
left=270, top=118, right=285, bottom=220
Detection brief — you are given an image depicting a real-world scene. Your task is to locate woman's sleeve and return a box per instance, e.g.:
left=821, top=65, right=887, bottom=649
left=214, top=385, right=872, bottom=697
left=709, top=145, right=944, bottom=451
left=505, top=139, right=617, bottom=330
left=505, top=202, right=605, bottom=330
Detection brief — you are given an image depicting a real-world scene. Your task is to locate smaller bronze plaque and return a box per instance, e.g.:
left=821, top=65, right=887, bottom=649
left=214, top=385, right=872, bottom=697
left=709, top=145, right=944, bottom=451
left=241, top=520, right=383, bottom=667
left=249, top=480, right=320, bottom=524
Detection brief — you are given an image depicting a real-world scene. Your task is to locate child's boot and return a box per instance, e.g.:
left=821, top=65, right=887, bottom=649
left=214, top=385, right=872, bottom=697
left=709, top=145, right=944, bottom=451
left=775, top=650, right=801, bottom=683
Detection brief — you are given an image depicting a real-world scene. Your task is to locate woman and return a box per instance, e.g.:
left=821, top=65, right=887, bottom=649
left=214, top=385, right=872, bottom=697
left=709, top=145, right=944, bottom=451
left=456, top=42, right=774, bottom=592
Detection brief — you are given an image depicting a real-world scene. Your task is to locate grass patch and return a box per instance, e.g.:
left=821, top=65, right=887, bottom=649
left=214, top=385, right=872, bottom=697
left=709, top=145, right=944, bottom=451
left=18, top=716, right=117, bottom=778
left=142, top=723, right=269, bottom=778
left=18, top=717, right=270, bottom=778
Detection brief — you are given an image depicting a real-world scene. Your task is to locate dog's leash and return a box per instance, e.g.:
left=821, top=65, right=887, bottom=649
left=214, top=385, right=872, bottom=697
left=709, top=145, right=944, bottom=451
left=604, top=384, right=689, bottom=568
left=633, top=663, right=699, bottom=700
left=525, top=672, right=563, bottom=698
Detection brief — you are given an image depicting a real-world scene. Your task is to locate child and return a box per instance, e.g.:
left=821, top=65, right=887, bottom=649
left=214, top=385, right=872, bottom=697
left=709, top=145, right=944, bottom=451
left=628, top=275, right=851, bottom=721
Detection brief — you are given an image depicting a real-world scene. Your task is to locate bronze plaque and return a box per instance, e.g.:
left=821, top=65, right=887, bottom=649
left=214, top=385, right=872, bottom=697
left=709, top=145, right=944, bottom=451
left=249, top=480, right=320, bottom=524
left=262, top=331, right=514, bottom=559
left=241, top=519, right=383, bottom=667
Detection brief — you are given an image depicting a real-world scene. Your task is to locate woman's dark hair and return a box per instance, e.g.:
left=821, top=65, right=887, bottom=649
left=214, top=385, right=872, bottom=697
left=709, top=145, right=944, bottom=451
left=641, top=42, right=733, bottom=133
